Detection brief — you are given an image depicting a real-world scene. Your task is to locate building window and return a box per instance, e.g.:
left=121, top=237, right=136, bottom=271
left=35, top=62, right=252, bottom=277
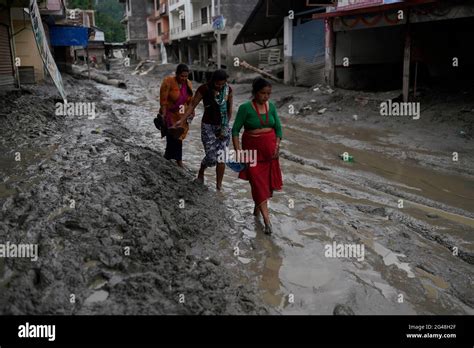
left=157, top=22, right=162, bottom=35
left=127, top=0, right=131, bottom=15
left=181, top=17, right=185, bottom=30
left=156, top=0, right=160, bottom=11
left=201, top=7, right=208, bottom=25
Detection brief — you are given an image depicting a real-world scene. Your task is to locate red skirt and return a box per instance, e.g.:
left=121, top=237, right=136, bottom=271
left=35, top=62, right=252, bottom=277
left=239, top=129, right=283, bottom=206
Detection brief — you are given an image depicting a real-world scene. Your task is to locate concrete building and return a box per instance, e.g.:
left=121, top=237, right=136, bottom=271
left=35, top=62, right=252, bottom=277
left=11, top=0, right=67, bottom=84
left=0, top=0, right=67, bottom=88
left=119, top=0, right=149, bottom=60
left=166, top=0, right=259, bottom=72
left=146, top=0, right=170, bottom=60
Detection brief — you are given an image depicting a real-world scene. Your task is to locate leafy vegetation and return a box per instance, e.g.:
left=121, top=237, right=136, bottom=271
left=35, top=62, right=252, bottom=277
left=67, top=0, right=125, bottom=42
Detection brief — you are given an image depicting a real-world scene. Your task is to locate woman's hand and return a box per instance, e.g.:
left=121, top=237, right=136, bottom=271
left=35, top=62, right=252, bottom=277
left=174, top=114, right=188, bottom=128
left=232, top=136, right=242, bottom=161
left=272, top=143, right=280, bottom=159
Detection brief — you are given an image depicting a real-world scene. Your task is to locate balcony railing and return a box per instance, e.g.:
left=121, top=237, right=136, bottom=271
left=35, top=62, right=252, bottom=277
left=170, top=26, right=182, bottom=35
left=190, top=20, right=200, bottom=29
left=191, top=19, right=210, bottom=30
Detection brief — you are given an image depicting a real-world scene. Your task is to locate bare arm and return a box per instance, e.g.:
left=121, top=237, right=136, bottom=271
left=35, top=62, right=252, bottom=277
left=183, top=92, right=203, bottom=119
left=232, top=135, right=241, bottom=152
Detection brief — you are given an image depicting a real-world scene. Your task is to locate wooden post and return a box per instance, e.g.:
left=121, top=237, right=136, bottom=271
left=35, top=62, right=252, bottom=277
left=402, top=17, right=411, bottom=102
left=325, top=18, right=335, bottom=87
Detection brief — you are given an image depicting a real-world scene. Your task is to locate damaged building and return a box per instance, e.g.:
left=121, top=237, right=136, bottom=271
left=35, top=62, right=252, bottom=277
left=235, top=0, right=474, bottom=96
left=234, top=0, right=334, bottom=86
left=119, top=0, right=260, bottom=75
left=316, top=0, right=474, bottom=101
left=119, top=0, right=149, bottom=61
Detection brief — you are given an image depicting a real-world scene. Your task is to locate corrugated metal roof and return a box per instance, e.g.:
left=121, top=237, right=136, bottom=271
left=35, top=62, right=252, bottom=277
left=233, top=0, right=328, bottom=45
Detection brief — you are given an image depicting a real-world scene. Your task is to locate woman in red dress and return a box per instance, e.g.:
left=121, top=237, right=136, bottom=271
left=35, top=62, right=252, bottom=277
left=232, top=78, right=283, bottom=235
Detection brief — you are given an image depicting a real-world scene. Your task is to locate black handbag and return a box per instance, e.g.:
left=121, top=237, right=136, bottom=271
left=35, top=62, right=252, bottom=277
left=154, top=113, right=167, bottom=138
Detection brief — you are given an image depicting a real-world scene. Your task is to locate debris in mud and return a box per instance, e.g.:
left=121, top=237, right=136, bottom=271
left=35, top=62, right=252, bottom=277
left=274, top=95, right=294, bottom=108
left=132, top=60, right=157, bottom=76
left=71, top=65, right=127, bottom=89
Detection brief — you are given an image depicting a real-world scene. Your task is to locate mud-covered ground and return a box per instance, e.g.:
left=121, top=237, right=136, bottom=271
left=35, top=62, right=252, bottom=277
left=0, top=60, right=473, bottom=315
left=0, top=75, right=268, bottom=315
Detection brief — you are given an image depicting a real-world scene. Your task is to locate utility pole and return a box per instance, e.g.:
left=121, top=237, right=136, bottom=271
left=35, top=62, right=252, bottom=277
left=216, top=0, right=221, bottom=69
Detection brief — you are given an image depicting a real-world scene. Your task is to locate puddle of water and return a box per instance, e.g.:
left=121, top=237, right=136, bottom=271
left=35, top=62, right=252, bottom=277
left=85, top=290, right=109, bottom=304
left=415, top=267, right=449, bottom=289
left=283, top=126, right=474, bottom=214
left=89, top=276, right=108, bottom=290
left=406, top=200, right=474, bottom=228
left=362, top=236, right=415, bottom=278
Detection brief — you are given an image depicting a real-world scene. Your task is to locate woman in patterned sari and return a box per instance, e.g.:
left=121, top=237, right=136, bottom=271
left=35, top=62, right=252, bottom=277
left=179, top=70, right=233, bottom=190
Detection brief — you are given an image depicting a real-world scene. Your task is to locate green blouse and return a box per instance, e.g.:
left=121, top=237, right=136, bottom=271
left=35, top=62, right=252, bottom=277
left=232, top=101, right=283, bottom=138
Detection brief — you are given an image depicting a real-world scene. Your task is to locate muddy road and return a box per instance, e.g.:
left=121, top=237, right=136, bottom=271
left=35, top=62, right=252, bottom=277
left=0, top=76, right=267, bottom=315
left=109, top=64, right=473, bottom=315
left=1, top=63, right=473, bottom=315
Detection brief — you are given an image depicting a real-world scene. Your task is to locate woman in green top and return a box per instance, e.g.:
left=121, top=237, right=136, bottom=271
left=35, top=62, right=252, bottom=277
left=232, top=77, right=283, bottom=235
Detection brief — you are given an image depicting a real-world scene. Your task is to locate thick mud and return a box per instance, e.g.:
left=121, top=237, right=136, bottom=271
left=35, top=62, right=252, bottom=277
left=0, top=75, right=267, bottom=315
left=1, top=61, right=473, bottom=315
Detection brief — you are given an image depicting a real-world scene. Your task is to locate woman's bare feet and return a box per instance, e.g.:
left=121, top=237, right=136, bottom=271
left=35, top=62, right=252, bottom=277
left=264, top=222, right=273, bottom=235
left=253, top=205, right=260, bottom=216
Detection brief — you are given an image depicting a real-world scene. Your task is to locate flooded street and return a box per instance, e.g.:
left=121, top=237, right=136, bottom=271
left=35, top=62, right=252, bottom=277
left=2, top=0, right=474, bottom=344
left=95, top=65, right=474, bottom=315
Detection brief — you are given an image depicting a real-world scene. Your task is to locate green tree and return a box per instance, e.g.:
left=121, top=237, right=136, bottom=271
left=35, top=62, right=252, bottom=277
left=66, top=0, right=90, bottom=9
left=66, top=0, right=125, bottom=42
left=95, top=0, right=125, bottom=42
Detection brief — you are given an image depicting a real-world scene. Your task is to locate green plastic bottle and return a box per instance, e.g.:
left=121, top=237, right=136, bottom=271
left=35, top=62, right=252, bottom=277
left=340, top=152, right=354, bottom=162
